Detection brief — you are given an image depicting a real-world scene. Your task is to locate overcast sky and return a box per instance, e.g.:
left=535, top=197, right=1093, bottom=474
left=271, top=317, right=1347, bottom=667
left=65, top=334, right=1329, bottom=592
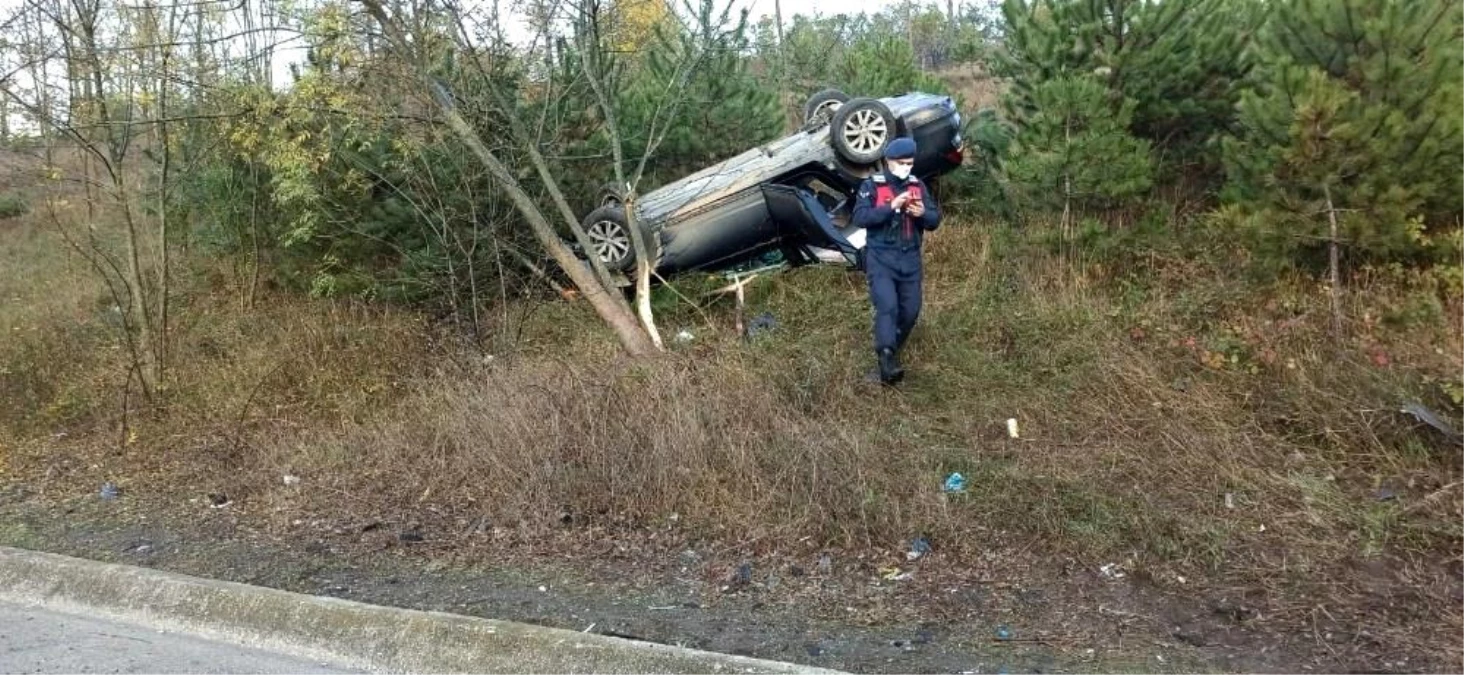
left=0, top=0, right=948, bottom=97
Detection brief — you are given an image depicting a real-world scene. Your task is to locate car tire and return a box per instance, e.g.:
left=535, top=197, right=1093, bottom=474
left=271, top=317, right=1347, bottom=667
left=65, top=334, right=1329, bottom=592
left=597, top=180, right=627, bottom=208
left=581, top=204, right=638, bottom=272
left=804, top=89, right=850, bottom=126
left=830, top=98, right=897, bottom=165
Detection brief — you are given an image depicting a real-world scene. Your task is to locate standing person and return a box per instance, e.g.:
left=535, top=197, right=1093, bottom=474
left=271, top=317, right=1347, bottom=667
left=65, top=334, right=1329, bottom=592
left=851, top=136, right=942, bottom=384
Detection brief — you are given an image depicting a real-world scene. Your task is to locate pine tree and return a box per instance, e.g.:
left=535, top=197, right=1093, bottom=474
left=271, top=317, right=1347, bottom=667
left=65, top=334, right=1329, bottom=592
left=1221, top=0, right=1463, bottom=268
left=994, top=0, right=1259, bottom=177
left=1004, top=75, right=1153, bottom=227
left=837, top=33, right=949, bottom=98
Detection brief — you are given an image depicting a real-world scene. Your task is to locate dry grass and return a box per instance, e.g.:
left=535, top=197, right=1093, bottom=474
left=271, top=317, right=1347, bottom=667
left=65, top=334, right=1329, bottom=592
left=0, top=210, right=117, bottom=435
left=935, top=63, right=1006, bottom=112
left=3, top=205, right=1461, bottom=670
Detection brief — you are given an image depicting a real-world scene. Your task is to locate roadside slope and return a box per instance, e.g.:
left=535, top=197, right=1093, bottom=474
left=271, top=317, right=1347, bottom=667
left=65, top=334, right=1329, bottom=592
left=0, top=546, right=837, bottom=674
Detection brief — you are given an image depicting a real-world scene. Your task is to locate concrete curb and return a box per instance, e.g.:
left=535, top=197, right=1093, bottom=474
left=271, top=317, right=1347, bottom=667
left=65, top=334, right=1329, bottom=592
left=0, top=546, right=842, bottom=674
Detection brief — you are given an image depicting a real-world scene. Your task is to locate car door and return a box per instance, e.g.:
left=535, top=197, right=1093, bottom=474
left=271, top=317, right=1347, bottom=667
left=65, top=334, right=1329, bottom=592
left=759, top=184, right=860, bottom=267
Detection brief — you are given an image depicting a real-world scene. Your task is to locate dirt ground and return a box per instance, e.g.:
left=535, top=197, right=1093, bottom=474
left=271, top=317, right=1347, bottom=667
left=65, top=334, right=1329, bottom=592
left=1, top=479, right=1442, bottom=675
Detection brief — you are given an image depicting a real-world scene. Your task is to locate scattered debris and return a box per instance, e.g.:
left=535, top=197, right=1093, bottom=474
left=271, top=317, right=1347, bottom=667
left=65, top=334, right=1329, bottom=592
left=880, top=566, right=913, bottom=581
left=360, top=521, right=383, bottom=533
left=282, top=474, right=300, bottom=486
left=913, top=630, right=934, bottom=645
left=1400, top=402, right=1462, bottom=441
left=207, top=492, right=231, bottom=508
left=907, top=537, right=932, bottom=561
left=1224, top=492, right=1235, bottom=509
left=721, top=563, right=754, bottom=593
left=1375, top=487, right=1399, bottom=502
left=1098, top=563, right=1126, bottom=580
left=995, top=625, right=1012, bottom=641
left=816, top=552, right=833, bottom=575
left=748, top=311, right=778, bottom=337
left=674, top=329, right=695, bottom=344
left=99, top=482, right=119, bottom=501
left=789, top=565, right=805, bottom=577
left=1171, top=626, right=1207, bottom=647
left=1006, top=418, right=1020, bottom=439
left=804, top=643, right=824, bottom=657
left=538, top=585, right=548, bottom=593
left=943, top=473, right=967, bottom=493
left=398, top=530, right=424, bottom=543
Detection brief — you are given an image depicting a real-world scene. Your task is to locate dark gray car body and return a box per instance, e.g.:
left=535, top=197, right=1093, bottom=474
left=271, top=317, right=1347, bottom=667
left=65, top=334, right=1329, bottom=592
left=595, top=92, right=964, bottom=276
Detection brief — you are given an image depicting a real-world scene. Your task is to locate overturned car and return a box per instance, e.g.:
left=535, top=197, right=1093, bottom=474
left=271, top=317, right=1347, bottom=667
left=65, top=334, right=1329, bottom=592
left=573, top=89, right=965, bottom=277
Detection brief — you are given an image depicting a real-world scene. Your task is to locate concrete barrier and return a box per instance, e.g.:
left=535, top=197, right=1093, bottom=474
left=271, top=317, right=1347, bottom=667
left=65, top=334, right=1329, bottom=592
left=0, top=546, right=842, bottom=674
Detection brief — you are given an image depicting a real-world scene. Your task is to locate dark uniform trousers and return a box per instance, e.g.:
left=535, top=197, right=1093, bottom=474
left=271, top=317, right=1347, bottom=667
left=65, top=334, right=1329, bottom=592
left=864, top=244, right=922, bottom=353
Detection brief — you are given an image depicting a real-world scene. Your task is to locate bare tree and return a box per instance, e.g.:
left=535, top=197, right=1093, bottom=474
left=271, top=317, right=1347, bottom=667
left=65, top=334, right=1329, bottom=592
left=354, top=0, right=742, bottom=356
left=3, top=0, right=207, bottom=400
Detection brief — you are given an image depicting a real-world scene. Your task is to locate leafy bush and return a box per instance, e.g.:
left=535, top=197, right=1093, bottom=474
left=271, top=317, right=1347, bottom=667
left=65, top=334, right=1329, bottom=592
left=0, top=193, right=28, bottom=220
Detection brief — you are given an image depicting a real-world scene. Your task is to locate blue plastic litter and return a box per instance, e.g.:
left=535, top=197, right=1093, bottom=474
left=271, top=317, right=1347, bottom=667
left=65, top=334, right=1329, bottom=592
left=995, top=625, right=1012, bottom=641
left=943, top=473, right=967, bottom=493
left=99, top=482, right=119, bottom=501
left=748, top=312, right=778, bottom=337
left=910, top=537, right=932, bottom=558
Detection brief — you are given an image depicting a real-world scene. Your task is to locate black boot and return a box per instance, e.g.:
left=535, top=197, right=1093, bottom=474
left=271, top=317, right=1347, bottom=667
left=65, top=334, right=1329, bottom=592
left=877, top=347, right=905, bottom=384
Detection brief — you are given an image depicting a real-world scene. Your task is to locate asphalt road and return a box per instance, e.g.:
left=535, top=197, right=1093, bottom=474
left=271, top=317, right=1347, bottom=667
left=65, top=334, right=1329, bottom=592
left=0, top=601, right=361, bottom=674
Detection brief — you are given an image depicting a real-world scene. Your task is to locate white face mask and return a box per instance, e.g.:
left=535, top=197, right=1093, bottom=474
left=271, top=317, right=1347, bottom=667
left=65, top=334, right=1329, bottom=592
left=889, top=162, right=912, bottom=180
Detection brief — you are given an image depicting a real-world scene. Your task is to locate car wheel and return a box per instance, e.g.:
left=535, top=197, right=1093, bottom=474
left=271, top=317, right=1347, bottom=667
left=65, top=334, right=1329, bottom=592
left=804, top=88, right=850, bottom=126
left=830, top=98, right=897, bottom=165
left=598, top=180, right=626, bottom=208
left=581, top=204, right=637, bottom=272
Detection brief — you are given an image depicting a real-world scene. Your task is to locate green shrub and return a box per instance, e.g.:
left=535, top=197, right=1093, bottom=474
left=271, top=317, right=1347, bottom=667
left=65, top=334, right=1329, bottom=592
left=0, top=194, right=28, bottom=220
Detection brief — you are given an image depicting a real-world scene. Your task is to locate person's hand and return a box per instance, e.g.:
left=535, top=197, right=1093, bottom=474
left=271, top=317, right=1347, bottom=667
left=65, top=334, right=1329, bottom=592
left=908, top=199, right=925, bottom=218
left=890, top=192, right=912, bottom=211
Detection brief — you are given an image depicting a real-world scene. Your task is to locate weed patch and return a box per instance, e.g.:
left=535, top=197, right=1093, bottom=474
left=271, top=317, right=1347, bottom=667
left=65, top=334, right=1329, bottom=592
left=3, top=212, right=1460, bottom=672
